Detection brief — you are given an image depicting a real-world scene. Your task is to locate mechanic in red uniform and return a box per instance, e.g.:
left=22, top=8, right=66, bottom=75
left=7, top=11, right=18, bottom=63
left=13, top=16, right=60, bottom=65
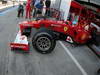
left=26, top=0, right=32, bottom=19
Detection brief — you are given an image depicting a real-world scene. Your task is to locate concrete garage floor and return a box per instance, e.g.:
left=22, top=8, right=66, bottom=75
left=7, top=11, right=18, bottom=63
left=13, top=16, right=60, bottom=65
left=0, top=7, right=100, bottom=75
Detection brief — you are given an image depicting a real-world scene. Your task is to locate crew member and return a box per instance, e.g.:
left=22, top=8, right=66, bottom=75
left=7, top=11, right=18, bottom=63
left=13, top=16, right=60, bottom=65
left=45, top=0, right=51, bottom=16
left=26, top=0, right=31, bottom=19
left=17, top=3, right=24, bottom=17
left=35, top=0, right=44, bottom=17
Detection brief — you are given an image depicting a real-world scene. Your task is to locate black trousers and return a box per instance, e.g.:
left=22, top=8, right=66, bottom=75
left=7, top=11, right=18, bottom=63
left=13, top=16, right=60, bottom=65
left=17, top=9, right=24, bottom=17
left=45, top=7, right=50, bottom=16
left=33, top=8, right=36, bottom=17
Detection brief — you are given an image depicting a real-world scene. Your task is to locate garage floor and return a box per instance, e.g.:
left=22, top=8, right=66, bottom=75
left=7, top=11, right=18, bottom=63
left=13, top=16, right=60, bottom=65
left=0, top=6, right=100, bottom=75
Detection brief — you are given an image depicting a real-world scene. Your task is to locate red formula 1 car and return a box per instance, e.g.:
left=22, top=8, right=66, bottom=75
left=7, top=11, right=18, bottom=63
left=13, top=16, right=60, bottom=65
left=18, top=18, right=92, bottom=54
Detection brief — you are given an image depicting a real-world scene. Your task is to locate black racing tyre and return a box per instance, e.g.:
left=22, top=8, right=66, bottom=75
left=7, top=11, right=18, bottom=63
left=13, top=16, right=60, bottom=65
left=32, top=28, right=56, bottom=54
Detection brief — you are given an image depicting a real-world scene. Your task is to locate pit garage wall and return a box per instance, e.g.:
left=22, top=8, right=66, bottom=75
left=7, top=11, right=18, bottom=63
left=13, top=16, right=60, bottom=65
left=59, top=0, right=71, bottom=20
left=50, top=0, right=61, bottom=9
left=51, top=0, right=71, bottom=20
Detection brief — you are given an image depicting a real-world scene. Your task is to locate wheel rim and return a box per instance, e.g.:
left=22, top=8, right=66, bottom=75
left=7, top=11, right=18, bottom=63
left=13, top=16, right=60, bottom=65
left=36, top=37, right=51, bottom=51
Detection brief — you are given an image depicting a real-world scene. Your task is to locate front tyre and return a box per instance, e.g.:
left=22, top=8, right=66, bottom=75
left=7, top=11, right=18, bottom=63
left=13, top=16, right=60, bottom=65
left=32, top=32, right=56, bottom=54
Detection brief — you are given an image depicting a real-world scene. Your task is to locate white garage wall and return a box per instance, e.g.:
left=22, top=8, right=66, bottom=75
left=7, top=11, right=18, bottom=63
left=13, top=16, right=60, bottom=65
left=50, top=0, right=61, bottom=9
left=60, top=0, right=71, bottom=20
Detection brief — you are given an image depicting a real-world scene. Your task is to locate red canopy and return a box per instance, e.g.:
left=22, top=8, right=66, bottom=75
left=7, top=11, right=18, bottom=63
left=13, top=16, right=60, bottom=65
left=71, top=1, right=84, bottom=9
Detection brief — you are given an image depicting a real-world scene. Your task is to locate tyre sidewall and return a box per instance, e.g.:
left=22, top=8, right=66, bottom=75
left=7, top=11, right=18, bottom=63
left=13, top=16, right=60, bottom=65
left=32, top=32, right=56, bottom=54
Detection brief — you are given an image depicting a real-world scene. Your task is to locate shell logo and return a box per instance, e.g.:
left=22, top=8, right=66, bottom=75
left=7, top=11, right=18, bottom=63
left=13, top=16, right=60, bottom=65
left=64, top=27, right=68, bottom=32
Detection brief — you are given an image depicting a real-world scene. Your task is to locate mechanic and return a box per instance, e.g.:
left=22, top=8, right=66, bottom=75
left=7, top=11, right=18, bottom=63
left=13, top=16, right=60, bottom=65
left=33, top=0, right=40, bottom=17
left=31, top=0, right=36, bottom=10
left=45, top=0, right=51, bottom=16
left=17, top=3, right=24, bottom=18
left=25, top=0, right=32, bottom=19
left=31, top=0, right=36, bottom=17
left=35, top=0, right=44, bottom=17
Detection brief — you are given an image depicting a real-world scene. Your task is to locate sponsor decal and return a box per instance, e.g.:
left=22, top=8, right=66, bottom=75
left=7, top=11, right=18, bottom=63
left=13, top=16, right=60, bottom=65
left=51, top=24, right=61, bottom=27
left=11, top=45, right=25, bottom=48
